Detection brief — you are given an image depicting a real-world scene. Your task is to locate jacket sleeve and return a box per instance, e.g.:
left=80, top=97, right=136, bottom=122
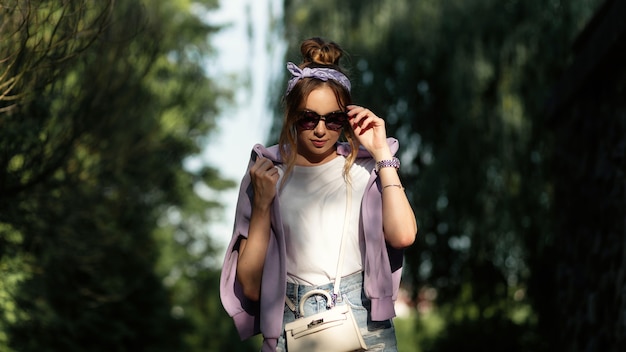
left=219, top=155, right=261, bottom=339
left=362, top=138, right=405, bottom=321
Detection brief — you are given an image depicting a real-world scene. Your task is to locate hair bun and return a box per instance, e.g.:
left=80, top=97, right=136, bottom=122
left=300, top=37, right=343, bottom=66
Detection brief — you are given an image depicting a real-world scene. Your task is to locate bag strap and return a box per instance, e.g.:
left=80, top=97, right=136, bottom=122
left=332, top=182, right=352, bottom=298
left=285, top=181, right=352, bottom=312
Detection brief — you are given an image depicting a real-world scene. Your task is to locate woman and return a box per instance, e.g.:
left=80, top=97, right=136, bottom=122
left=220, top=37, right=417, bottom=351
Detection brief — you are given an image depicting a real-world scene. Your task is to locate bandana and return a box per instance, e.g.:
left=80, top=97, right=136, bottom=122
left=285, top=62, right=351, bottom=95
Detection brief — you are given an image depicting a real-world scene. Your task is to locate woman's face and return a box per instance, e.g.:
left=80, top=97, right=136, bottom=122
left=295, top=85, right=344, bottom=166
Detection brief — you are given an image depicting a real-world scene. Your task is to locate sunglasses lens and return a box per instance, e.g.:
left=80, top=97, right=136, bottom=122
left=297, top=111, right=347, bottom=130
left=298, top=111, right=319, bottom=129
left=324, top=112, right=347, bottom=130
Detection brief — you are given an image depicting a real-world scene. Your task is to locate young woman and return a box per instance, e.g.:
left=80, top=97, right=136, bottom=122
left=220, top=37, right=417, bottom=351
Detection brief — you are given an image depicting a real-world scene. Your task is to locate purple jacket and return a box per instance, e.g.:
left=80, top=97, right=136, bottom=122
left=219, top=138, right=405, bottom=351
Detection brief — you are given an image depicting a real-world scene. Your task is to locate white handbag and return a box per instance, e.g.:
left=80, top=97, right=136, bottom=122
left=284, top=289, right=366, bottom=351
left=284, top=184, right=367, bottom=351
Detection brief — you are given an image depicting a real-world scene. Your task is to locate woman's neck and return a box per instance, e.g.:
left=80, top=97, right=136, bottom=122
left=295, top=149, right=338, bottom=166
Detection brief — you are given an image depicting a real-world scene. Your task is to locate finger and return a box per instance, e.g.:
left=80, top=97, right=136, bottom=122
left=347, top=105, right=364, bottom=118
left=256, top=157, right=274, bottom=171
left=352, top=111, right=374, bottom=129
left=250, top=159, right=262, bottom=176
left=352, top=108, right=376, bottom=123
left=348, top=109, right=366, bottom=126
left=357, top=108, right=377, bottom=120
left=265, top=165, right=278, bottom=176
left=252, top=156, right=266, bottom=168
left=358, top=111, right=383, bottom=127
left=250, top=158, right=273, bottom=178
left=269, top=169, right=280, bottom=183
left=258, top=161, right=279, bottom=178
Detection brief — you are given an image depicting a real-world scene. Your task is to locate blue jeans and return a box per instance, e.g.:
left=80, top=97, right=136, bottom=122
left=276, top=271, right=398, bottom=351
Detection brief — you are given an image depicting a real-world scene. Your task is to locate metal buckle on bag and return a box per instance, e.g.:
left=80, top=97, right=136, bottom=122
left=307, top=318, right=324, bottom=328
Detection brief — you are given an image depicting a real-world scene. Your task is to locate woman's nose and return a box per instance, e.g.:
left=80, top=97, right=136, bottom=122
left=313, top=120, right=327, bottom=135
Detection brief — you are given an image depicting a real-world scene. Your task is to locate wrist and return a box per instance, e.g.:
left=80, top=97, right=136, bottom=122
left=252, top=198, right=273, bottom=213
left=375, top=157, right=400, bottom=173
left=371, top=147, right=393, bottom=162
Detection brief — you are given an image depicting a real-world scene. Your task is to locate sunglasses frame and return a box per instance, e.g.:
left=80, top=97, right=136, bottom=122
left=296, top=110, right=348, bottom=131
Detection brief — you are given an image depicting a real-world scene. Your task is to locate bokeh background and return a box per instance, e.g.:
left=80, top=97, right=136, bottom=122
left=1, top=0, right=625, bottom=351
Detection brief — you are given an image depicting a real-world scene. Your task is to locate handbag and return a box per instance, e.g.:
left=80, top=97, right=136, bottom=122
left=284, top=184, right=367, bottom=352
left=284, top=289, right=366, bottom=351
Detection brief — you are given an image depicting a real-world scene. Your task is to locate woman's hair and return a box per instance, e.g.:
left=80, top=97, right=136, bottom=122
left=278, top=37, right=359, bottom=185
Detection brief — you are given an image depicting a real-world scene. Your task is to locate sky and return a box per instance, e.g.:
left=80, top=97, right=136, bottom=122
left=188, top=0, right=285, bottom=256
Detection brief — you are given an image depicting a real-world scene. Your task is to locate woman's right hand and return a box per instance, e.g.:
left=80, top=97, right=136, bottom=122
left=238, top=156, right=279, bottom=301
left=249, top=156, right=279, bottom=209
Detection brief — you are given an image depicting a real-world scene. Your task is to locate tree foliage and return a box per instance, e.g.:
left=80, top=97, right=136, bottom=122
left=2, top=0, right=614, bottom=350
left=279, top=0, right=603, bottom=350
left=0, top=0, right=247, bottom=350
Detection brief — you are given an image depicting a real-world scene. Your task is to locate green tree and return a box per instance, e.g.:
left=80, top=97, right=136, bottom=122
left=279, top=0, right=603, bottom=350
left=0, top=0, right=245, bottom=350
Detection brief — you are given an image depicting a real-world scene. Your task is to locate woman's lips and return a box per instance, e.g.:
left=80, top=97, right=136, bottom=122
left=311, top=140, right=326, bottom=147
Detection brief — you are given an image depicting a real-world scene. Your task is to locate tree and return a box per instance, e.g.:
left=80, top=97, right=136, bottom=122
left=0, top=0, right=244, bottom=350
left=279, top=0, right=603, bottom=350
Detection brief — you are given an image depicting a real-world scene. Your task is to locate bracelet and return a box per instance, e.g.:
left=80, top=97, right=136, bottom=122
left=382, top=184, right=404, bottom=190
left=375, top=157, right=400, bottom=173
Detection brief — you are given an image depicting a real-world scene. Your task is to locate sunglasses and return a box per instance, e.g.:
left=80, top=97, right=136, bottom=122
left=297, top=110, right=348, bottom=131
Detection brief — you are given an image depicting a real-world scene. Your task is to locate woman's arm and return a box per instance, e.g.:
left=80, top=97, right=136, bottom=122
left=236, top=157, right=279, bottom=301
left=376, top=160, right=418, bottom=248
left=347, top=105, right=418, bottom=248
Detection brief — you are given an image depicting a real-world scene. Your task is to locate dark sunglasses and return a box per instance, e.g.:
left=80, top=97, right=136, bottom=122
left=297, top=110, right=348, bottom=131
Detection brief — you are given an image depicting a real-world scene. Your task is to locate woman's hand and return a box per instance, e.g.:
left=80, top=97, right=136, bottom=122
left=347, top=106, right=417, bottom=248
left=347, top=105, right=390, bottom=158
left=249, top=156, right=279, bottom=209
left=237, top=156, right=279, bottom=301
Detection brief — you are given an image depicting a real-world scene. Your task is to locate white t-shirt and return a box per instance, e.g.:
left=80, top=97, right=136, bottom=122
left=278, top=155, right=375, bottom=286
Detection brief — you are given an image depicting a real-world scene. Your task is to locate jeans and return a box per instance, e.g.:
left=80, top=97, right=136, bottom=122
left=276, top=271, right=398, bottom=351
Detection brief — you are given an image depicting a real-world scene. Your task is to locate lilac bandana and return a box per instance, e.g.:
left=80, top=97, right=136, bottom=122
left=285, top=62, right=351, bottom=95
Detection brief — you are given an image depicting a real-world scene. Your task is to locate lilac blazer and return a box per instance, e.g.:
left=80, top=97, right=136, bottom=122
left=219, top=138, right=405, bottom=351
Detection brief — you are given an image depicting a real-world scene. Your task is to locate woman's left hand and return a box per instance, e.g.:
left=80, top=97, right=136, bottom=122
left=347, top=105, right=389, bottom=156
left=348, top=106, right=417, bottom=248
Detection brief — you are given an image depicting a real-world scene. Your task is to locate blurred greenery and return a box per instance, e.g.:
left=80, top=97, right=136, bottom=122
left=0, top=0, right=251, bottom=351
left=277, top=0, right=607, bottom=351
left=1, top=0, right=619, bottom=351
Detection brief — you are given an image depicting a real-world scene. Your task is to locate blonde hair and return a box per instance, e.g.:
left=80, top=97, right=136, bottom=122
left=279, top=37, right=359, bottom=186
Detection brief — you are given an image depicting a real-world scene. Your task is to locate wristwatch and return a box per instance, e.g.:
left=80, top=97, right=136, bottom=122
left=375, top=157, right=400, bottom=173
